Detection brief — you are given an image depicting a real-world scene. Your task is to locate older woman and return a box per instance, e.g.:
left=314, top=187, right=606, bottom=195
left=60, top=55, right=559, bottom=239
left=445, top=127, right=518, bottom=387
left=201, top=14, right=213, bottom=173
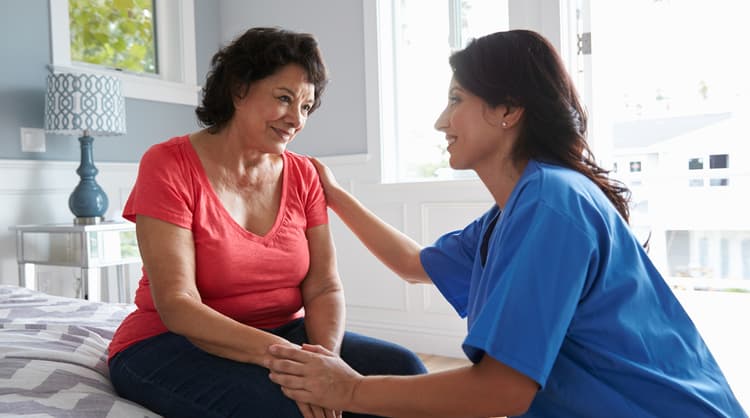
left=108, top=27, right=425, bottom=418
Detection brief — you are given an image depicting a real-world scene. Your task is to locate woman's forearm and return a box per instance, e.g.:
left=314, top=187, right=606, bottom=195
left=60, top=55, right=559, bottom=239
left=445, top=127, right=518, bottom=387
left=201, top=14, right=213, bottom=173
left=327, top=186, right=430, bottom=284
left=302, top=286, right=345, bottom=354
left=301, top=223, right=346, bottom=354
left=158, top=293, right=293, bottom=365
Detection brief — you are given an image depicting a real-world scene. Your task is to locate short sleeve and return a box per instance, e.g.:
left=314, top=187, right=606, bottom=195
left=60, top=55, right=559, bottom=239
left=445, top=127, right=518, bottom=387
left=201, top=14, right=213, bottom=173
left=464, top=201, right=596, bottom=387
left=420, top=214, right=488, bottom=317
left=300, top=157, right=328, bottom=229
left=123, top=140, right=194, bottom=229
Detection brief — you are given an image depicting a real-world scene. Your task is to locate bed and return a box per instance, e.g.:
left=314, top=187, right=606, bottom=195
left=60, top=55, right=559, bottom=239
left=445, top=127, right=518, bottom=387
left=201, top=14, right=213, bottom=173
left=0, top=285, right=160, bottom=417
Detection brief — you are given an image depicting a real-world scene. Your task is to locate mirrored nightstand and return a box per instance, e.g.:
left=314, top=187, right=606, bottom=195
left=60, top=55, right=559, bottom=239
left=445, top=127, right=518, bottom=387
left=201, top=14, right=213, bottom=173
left=10, top=221, right=140, bottom=302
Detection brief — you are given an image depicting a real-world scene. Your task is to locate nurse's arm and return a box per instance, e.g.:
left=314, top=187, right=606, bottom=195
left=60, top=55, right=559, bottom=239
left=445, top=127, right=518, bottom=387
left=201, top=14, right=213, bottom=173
left=310, top=157, right=430, bottom=284
left=354, top=354, right=538, bottom=417
left=270, top=345, right=538, bottom=418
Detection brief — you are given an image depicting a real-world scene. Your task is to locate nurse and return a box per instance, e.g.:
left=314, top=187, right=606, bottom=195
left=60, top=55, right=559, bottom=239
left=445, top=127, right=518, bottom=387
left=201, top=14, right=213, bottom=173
left=267, top=29, right=747, bottom=418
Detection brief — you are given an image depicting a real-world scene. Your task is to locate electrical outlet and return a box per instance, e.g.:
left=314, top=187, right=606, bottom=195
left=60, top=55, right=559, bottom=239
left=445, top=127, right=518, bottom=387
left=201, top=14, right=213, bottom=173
left=21, top=127, right=46, bottom=152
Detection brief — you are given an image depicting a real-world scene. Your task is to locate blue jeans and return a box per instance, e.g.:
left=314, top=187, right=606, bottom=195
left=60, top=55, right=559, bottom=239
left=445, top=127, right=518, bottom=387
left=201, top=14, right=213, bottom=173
left=109, top=319, right=427, bottom=417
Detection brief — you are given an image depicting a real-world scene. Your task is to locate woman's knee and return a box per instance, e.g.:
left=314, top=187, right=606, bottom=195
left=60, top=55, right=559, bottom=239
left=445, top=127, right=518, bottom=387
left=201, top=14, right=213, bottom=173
left=341, top=333, right=428, bottom=376
left=383, top=343, right=428, bottom=375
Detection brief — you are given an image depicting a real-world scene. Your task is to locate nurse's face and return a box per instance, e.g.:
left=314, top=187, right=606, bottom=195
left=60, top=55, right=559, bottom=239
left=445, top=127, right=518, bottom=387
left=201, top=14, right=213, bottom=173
left=433, top=77, right=509, bottom=171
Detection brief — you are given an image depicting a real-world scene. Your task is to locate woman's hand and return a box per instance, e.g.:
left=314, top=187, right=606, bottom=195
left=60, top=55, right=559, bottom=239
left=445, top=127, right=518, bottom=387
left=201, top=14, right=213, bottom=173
left=267, top=343, right=362, bottom=412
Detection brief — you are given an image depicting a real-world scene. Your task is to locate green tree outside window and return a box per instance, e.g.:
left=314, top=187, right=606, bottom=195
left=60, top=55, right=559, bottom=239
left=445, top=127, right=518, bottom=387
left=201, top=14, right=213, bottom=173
left=69, top=0, right=157, bottom=74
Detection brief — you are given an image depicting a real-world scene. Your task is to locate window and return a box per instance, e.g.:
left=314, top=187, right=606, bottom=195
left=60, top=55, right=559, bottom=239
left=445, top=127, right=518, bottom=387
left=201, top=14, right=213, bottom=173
left=688, top=158, right=704, bottom=170
left=685, top=153, right=730, bottom=188
left=69, top=0, right=157, bottom=74
left=699, top=237, right=710, bottom=274
left=709, top=154, right=729, bottom=169
left=49, top=0, right=198, bottom=105
left=378, top=0, right=510, bottom=182
left=709, top=178, right=729, bottom=187
left=721, top=238, right=730, bottom=278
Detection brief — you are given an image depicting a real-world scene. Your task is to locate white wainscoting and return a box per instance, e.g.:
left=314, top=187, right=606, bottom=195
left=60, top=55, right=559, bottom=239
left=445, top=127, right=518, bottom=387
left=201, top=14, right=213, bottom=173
left=0, top=159, right=140, bottom=299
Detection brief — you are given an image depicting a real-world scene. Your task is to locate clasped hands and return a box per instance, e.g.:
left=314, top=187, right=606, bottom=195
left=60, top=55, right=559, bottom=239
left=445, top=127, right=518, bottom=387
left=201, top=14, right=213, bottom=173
left=267, top=343, right=363, bottom=418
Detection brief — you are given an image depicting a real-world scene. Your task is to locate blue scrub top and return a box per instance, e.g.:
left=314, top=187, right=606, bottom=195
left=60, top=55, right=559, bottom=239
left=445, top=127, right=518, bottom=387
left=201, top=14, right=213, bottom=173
left=421, top=160, right=746, bottom=418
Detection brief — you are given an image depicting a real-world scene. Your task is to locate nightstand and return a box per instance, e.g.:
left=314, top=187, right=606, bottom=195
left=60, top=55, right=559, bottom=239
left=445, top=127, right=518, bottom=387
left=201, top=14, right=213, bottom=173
left=10, top=221, right=141, bottom=302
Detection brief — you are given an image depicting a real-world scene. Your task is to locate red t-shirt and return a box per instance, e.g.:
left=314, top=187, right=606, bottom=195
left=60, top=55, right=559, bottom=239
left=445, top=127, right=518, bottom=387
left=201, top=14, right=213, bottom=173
left=108, top=135, right=328, bottom=361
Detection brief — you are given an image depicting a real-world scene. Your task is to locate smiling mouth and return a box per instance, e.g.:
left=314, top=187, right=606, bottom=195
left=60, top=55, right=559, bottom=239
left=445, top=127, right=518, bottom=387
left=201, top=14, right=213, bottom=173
left=273, top=128, right=294, bottom=141
left=446, top=136, right=457, bottom=148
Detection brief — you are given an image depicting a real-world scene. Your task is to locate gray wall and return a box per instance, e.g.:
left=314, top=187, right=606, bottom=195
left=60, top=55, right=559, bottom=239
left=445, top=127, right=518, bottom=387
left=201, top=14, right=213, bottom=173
left=0, top=0, right=369, bottom=163
left=0, top=0, right=221, bottom=163
left=220, top=0, right=369, bottom=156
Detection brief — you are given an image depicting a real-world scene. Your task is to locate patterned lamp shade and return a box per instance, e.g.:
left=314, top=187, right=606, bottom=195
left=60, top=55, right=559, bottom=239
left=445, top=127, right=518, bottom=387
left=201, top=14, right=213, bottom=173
left=44, top=73, right=126, bottom=136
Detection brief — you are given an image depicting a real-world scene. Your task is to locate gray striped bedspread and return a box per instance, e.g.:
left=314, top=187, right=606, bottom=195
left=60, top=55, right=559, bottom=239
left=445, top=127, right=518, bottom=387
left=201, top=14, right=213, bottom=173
left=0, top=285, right=159, bottom=417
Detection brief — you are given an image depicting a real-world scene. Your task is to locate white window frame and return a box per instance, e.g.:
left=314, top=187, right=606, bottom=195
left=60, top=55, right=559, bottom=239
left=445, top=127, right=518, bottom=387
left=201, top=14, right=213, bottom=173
left=49, top=0, right=199, bottom=106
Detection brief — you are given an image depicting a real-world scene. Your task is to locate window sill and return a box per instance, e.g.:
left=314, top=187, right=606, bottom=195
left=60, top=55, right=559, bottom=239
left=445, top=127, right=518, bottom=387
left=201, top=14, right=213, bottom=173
left=48, top=65, right=200, bottom=106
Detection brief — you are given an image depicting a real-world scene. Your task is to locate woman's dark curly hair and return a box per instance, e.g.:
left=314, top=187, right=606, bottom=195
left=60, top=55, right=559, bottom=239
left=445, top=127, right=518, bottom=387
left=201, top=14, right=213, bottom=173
left=449, top=30, right=632, bottom=223
left=196, top=27, right=329, bottom=133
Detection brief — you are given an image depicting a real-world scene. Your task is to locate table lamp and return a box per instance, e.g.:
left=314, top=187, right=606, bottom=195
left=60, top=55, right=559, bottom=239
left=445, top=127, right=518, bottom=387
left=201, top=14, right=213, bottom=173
left=44, top=73, right=126, bottom=225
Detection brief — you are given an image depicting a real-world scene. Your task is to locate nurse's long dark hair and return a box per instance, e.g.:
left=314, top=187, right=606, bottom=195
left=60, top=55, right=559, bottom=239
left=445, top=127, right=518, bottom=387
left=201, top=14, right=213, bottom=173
left=449, top=30, right=632, bottom=223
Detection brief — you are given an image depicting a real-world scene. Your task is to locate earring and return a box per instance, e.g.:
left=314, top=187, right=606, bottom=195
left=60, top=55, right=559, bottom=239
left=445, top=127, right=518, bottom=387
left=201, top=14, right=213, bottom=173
left=501, top=121, right=508, bottom=128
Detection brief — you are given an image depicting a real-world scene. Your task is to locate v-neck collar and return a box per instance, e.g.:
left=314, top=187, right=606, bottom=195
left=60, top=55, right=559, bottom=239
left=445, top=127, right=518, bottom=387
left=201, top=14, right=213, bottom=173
left=478, top=161, right=538, bottom=267
left=480, top=209, right=501, bottom=267
left=183, top=136, right=288, bottom=243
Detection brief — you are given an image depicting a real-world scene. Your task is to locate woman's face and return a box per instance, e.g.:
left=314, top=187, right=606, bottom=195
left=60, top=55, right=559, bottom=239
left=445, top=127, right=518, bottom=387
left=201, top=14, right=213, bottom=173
left=434, top=77, right=508, bottom=171
left=232, top=64, right=315, bottom=153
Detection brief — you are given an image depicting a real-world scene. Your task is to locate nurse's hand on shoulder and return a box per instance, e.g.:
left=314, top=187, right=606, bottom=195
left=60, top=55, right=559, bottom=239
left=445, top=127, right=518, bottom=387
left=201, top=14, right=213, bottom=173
left=267, top=343, right=362, bottom=412
left=308, top=157, right=344, bottom=209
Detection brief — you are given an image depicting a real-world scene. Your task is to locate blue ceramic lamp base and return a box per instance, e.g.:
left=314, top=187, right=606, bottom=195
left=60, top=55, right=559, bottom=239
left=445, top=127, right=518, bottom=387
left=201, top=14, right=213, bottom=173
left=69, top=135, right=109, bottom=225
